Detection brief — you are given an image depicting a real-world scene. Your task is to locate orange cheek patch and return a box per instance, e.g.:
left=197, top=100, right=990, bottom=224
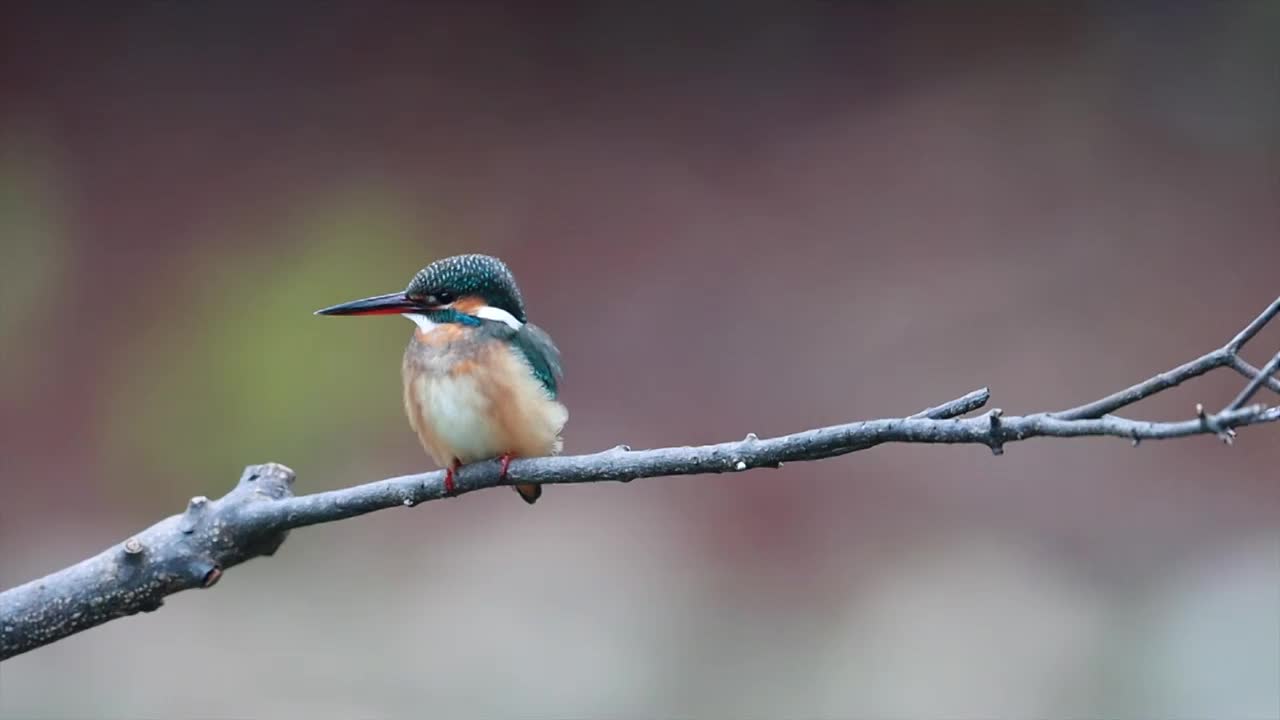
left=451, top=296, right=487, bottom=314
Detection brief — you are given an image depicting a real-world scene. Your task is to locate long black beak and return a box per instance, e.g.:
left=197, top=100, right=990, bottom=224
left=314, top=291, right=420, bottom=317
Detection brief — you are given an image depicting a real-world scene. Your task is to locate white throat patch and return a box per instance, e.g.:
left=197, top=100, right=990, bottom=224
left=402, top=313, right=437, bottom=331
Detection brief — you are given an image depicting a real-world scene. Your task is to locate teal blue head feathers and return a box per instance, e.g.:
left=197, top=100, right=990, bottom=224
left=405, top=254, right=527, bottom=324
left=314, top=253, right=528, bottom=325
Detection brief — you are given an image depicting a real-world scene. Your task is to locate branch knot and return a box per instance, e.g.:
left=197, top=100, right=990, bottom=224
left=987, top=408, right=1005, bottom=456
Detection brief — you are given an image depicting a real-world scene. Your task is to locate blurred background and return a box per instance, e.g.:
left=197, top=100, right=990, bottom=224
left=1, top=2, right=1278, bottom=717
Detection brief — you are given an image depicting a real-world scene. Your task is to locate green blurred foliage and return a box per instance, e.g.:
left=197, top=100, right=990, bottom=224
left=0, top=133, right=71, bottom=407
left=102, top=185, right=443, bottom=499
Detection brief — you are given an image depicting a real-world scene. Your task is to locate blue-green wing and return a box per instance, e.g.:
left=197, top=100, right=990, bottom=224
left=505, top=323, right=564, bottom=398
left=478, top=317, right=563, bottom=397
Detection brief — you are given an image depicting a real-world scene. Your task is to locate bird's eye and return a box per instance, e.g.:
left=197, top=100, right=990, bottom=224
left=426, top=291, right=455, bottom=306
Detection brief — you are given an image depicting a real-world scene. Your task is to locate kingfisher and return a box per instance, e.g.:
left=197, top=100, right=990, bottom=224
left=314, top=254, right=566, bottom=504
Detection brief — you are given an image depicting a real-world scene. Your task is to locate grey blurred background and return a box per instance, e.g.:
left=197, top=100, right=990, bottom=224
left=1, top=2, right=1278, bottom=717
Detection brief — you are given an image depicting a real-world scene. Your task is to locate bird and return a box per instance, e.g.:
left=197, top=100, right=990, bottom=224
left=314, top=253, right=566, bottom=504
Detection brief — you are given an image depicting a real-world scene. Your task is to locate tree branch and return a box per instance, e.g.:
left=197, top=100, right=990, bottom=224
left=3, top=297, right=1279, bottom=661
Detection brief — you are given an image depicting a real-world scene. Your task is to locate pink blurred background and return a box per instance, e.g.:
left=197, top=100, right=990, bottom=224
left=1, top=3, right=1277, bottom=717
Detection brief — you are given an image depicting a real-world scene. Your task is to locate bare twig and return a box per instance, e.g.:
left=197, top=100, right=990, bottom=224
left=1227, top=355, right=1280, bottom=396
left=1227, top=352, right=1280, bottom=411
left=1054, top=296, right=1280, bottom=420
left=1226, top=296, right=1280, bottom=352
left=3, top=297, right=1279, bottom=661
left=910, top=387, right=991, bottom=419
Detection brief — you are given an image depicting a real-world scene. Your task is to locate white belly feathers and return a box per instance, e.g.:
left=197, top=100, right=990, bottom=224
left=402, top=330, right=567, bottom=468
left=408, top=371, right=506, bottom=464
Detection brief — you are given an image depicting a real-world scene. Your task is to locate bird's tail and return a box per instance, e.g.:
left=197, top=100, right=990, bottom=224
left=514, top=483, right=542, bottom=504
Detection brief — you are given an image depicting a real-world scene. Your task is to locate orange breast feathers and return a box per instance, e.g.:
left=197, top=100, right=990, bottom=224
left=401, top=328, right=567, bottom=469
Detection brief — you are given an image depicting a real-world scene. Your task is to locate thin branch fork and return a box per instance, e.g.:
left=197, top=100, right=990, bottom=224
left=3, top=297, right=1279, bottom=662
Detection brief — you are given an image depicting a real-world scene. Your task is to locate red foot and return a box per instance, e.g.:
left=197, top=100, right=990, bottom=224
left=498, top=452, right=514, bottom=481
left=444, top=459, right=461, bottom=496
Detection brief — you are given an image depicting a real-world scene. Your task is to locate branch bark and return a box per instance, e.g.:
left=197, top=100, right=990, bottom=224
left=3, top=297, right=1279, bottom=661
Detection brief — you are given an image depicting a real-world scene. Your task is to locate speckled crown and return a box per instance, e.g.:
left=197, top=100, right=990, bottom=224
left=406, top=254, right=527, bottom=322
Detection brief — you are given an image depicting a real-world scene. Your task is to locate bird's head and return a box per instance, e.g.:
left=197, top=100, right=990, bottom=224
left=314, top=253, right=526, bottom=329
